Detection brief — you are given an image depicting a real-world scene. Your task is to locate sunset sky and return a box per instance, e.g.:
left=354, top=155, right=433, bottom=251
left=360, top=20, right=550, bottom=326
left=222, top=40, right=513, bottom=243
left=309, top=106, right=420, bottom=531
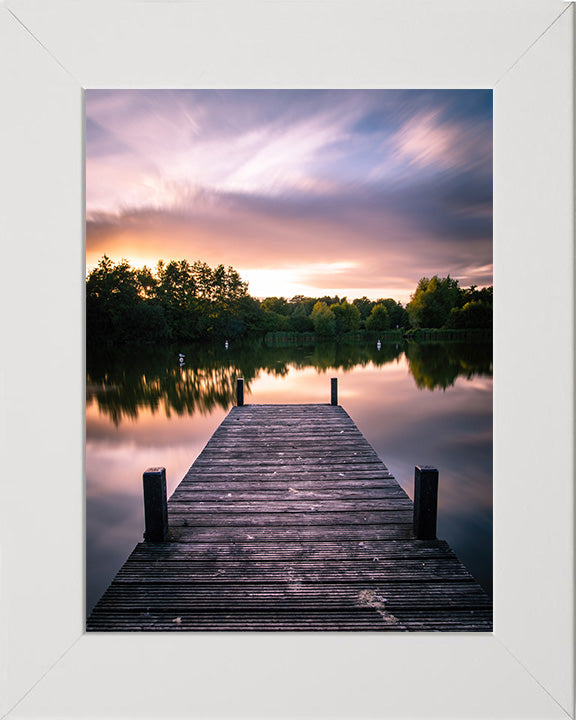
left=86, top=89, right=492, bottom=303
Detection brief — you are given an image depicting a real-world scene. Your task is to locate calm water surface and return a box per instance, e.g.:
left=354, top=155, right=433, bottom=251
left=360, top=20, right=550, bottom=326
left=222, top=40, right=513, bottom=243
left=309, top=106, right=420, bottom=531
left=86, top=340, right=492, bottom=616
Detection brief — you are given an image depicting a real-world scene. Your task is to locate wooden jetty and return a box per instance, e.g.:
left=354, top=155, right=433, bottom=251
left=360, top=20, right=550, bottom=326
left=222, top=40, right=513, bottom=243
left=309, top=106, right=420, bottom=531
left=87, top=382, right=492, bottom=631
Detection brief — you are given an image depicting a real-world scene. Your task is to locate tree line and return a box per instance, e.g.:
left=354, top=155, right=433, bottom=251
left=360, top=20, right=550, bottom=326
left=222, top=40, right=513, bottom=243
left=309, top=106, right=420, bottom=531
left=86, top=256, right=492, bottom=345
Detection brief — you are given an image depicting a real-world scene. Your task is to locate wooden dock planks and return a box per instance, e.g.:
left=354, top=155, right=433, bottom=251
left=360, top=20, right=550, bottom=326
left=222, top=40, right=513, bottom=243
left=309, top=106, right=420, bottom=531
left=87, top=404, right=492, bottom=631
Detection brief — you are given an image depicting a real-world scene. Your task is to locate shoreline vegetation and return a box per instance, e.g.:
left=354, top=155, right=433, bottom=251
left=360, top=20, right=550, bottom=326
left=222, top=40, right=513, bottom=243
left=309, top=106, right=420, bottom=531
left=264, top=328, right=491, bottom=346
left=86, top=256, right=493, bottom=347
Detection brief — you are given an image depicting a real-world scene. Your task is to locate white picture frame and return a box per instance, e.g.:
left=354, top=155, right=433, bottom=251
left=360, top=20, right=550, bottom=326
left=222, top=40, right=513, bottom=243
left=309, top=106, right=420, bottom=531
left=0, top=1, right=573, bottom=718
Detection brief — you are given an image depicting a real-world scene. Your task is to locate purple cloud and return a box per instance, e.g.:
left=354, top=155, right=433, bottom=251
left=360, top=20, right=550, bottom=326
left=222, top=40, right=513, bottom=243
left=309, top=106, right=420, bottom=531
left=86, top=89, right=492, bottom=300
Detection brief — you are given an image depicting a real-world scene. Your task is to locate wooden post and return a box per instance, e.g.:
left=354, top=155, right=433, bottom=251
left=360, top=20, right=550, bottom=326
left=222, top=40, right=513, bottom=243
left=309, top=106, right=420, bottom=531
left=413, top=466, right=438, bottom=539
left=331, top=377, right=338, bottom=406
left=143, top=467, right=168, bottom=543
left=237, top=378, right=244, bottom=406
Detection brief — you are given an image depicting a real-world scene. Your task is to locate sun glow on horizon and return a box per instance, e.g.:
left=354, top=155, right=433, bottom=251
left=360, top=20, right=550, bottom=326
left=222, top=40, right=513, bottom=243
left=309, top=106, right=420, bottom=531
left=86, top=90, right=492, bottom=297
left=86, top=253, right=429, bottom=304
left=86, top=253, right=179, bottom=276
left=239, top=262, right=361, bottom=300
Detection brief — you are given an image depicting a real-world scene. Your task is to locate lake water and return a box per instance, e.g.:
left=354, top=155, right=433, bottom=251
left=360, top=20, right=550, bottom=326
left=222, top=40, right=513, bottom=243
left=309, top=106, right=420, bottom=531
left=86, top=339, right=492, bottom=616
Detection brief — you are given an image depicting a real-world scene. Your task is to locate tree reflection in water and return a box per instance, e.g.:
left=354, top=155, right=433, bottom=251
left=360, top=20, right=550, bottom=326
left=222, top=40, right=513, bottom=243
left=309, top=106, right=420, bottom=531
left=86, top=337, right=493, bottom=613
left=86, top=339, right=492, bottom=425
left=404, top=341, right=492, bottom=391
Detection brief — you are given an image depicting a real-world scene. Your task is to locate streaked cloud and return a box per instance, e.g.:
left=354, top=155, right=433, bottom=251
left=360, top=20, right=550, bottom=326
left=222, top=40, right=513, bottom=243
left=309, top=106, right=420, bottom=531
left=86, top=89, right=492, bottom=301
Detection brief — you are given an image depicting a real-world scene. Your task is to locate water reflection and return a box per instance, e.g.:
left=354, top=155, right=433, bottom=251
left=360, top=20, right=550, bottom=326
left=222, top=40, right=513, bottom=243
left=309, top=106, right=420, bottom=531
left=87, top=340, right=491, bottom=424
left=86, top=340, right=492, bottom=616
left=405, top=341, right=492, bottom=390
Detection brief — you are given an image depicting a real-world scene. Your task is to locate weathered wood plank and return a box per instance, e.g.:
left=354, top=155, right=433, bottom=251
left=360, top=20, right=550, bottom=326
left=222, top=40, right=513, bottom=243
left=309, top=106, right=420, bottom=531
left=168, top=525, right=415, bottom=542
left=87, top=403, right=492, bottom=632
left=170, top=489, right=408, bottom=501
left=167, top=500, right=414, bottom=513
left=180, top=471, right=398, bottom=490
left=167, top=511, right=414, bottom=526
left=113, top=566, right=474, bottom=583
left=127, top=538, right=454, bottom=555
left=93, top=585, right=493, bottom=609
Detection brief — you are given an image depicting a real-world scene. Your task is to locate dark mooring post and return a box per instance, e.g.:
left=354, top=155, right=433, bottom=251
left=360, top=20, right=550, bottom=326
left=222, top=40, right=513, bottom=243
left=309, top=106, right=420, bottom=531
left=331, top=377, right=338, bottom=406
left=237, top=377, right=244, bottom=406
left=143, top=467, right=168, bottom=543
left=413, top=465, right=439, bottom=540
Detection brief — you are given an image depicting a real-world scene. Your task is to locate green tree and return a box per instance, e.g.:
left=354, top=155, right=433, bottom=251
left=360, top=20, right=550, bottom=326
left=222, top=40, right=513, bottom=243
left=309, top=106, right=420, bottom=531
left=221, top=265, right=249, bottom=304
left=291, top=303, right=314, bottom=332
left=191, top=260, right=215, bottom=299
left=366, top=303, right=390, bottom=331
left=446, top=301, right=493, bottom=329
left=86, top=256, right=151, bottom=343
left=155, top=259, right=198, bottom=339
left=289, top=295, right=317, bottom=317
left=232, top=295, right=263, bottom=336
left=261, top=297, right=290, bottom=315
left=310, top=301, right=336, bottom=336
left=261, top=311, right=292, bottom=332
left=406, top=275, right=461, bottom=329
left=330, top=299, right=361, bottom=334
left=136, top=265, right=158, bottom=300
left=461, top=285, right=493, bottom=307
left=87, top=255, right=254, bottom=344
left=376, top=298, right=409, bottom=329
left=352, top=296, right=375, bottom=320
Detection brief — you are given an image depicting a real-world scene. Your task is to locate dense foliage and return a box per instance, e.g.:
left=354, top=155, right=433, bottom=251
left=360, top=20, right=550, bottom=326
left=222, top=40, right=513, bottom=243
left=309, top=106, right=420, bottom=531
left=86, top=256, right=254, bottom=344
left=86, top=257, right=492, bottom=345
left=406, top=276, right=493, bottom=330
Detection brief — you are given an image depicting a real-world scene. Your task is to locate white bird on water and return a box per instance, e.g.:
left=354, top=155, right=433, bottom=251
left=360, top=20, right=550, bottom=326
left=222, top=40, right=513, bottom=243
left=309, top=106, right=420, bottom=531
left=225, top=340, right=229, bottom=350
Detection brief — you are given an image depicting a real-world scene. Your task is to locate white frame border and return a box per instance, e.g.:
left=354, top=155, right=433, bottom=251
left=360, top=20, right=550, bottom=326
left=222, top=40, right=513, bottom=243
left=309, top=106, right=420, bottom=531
left=0, top=1, right=573, bottom=718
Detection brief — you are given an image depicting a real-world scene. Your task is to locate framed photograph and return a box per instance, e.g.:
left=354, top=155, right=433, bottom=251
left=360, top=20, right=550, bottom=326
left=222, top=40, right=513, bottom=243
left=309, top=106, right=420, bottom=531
left=1, top=0, right=573, bottom=718
left=84, top=86, right=495, bottom=635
